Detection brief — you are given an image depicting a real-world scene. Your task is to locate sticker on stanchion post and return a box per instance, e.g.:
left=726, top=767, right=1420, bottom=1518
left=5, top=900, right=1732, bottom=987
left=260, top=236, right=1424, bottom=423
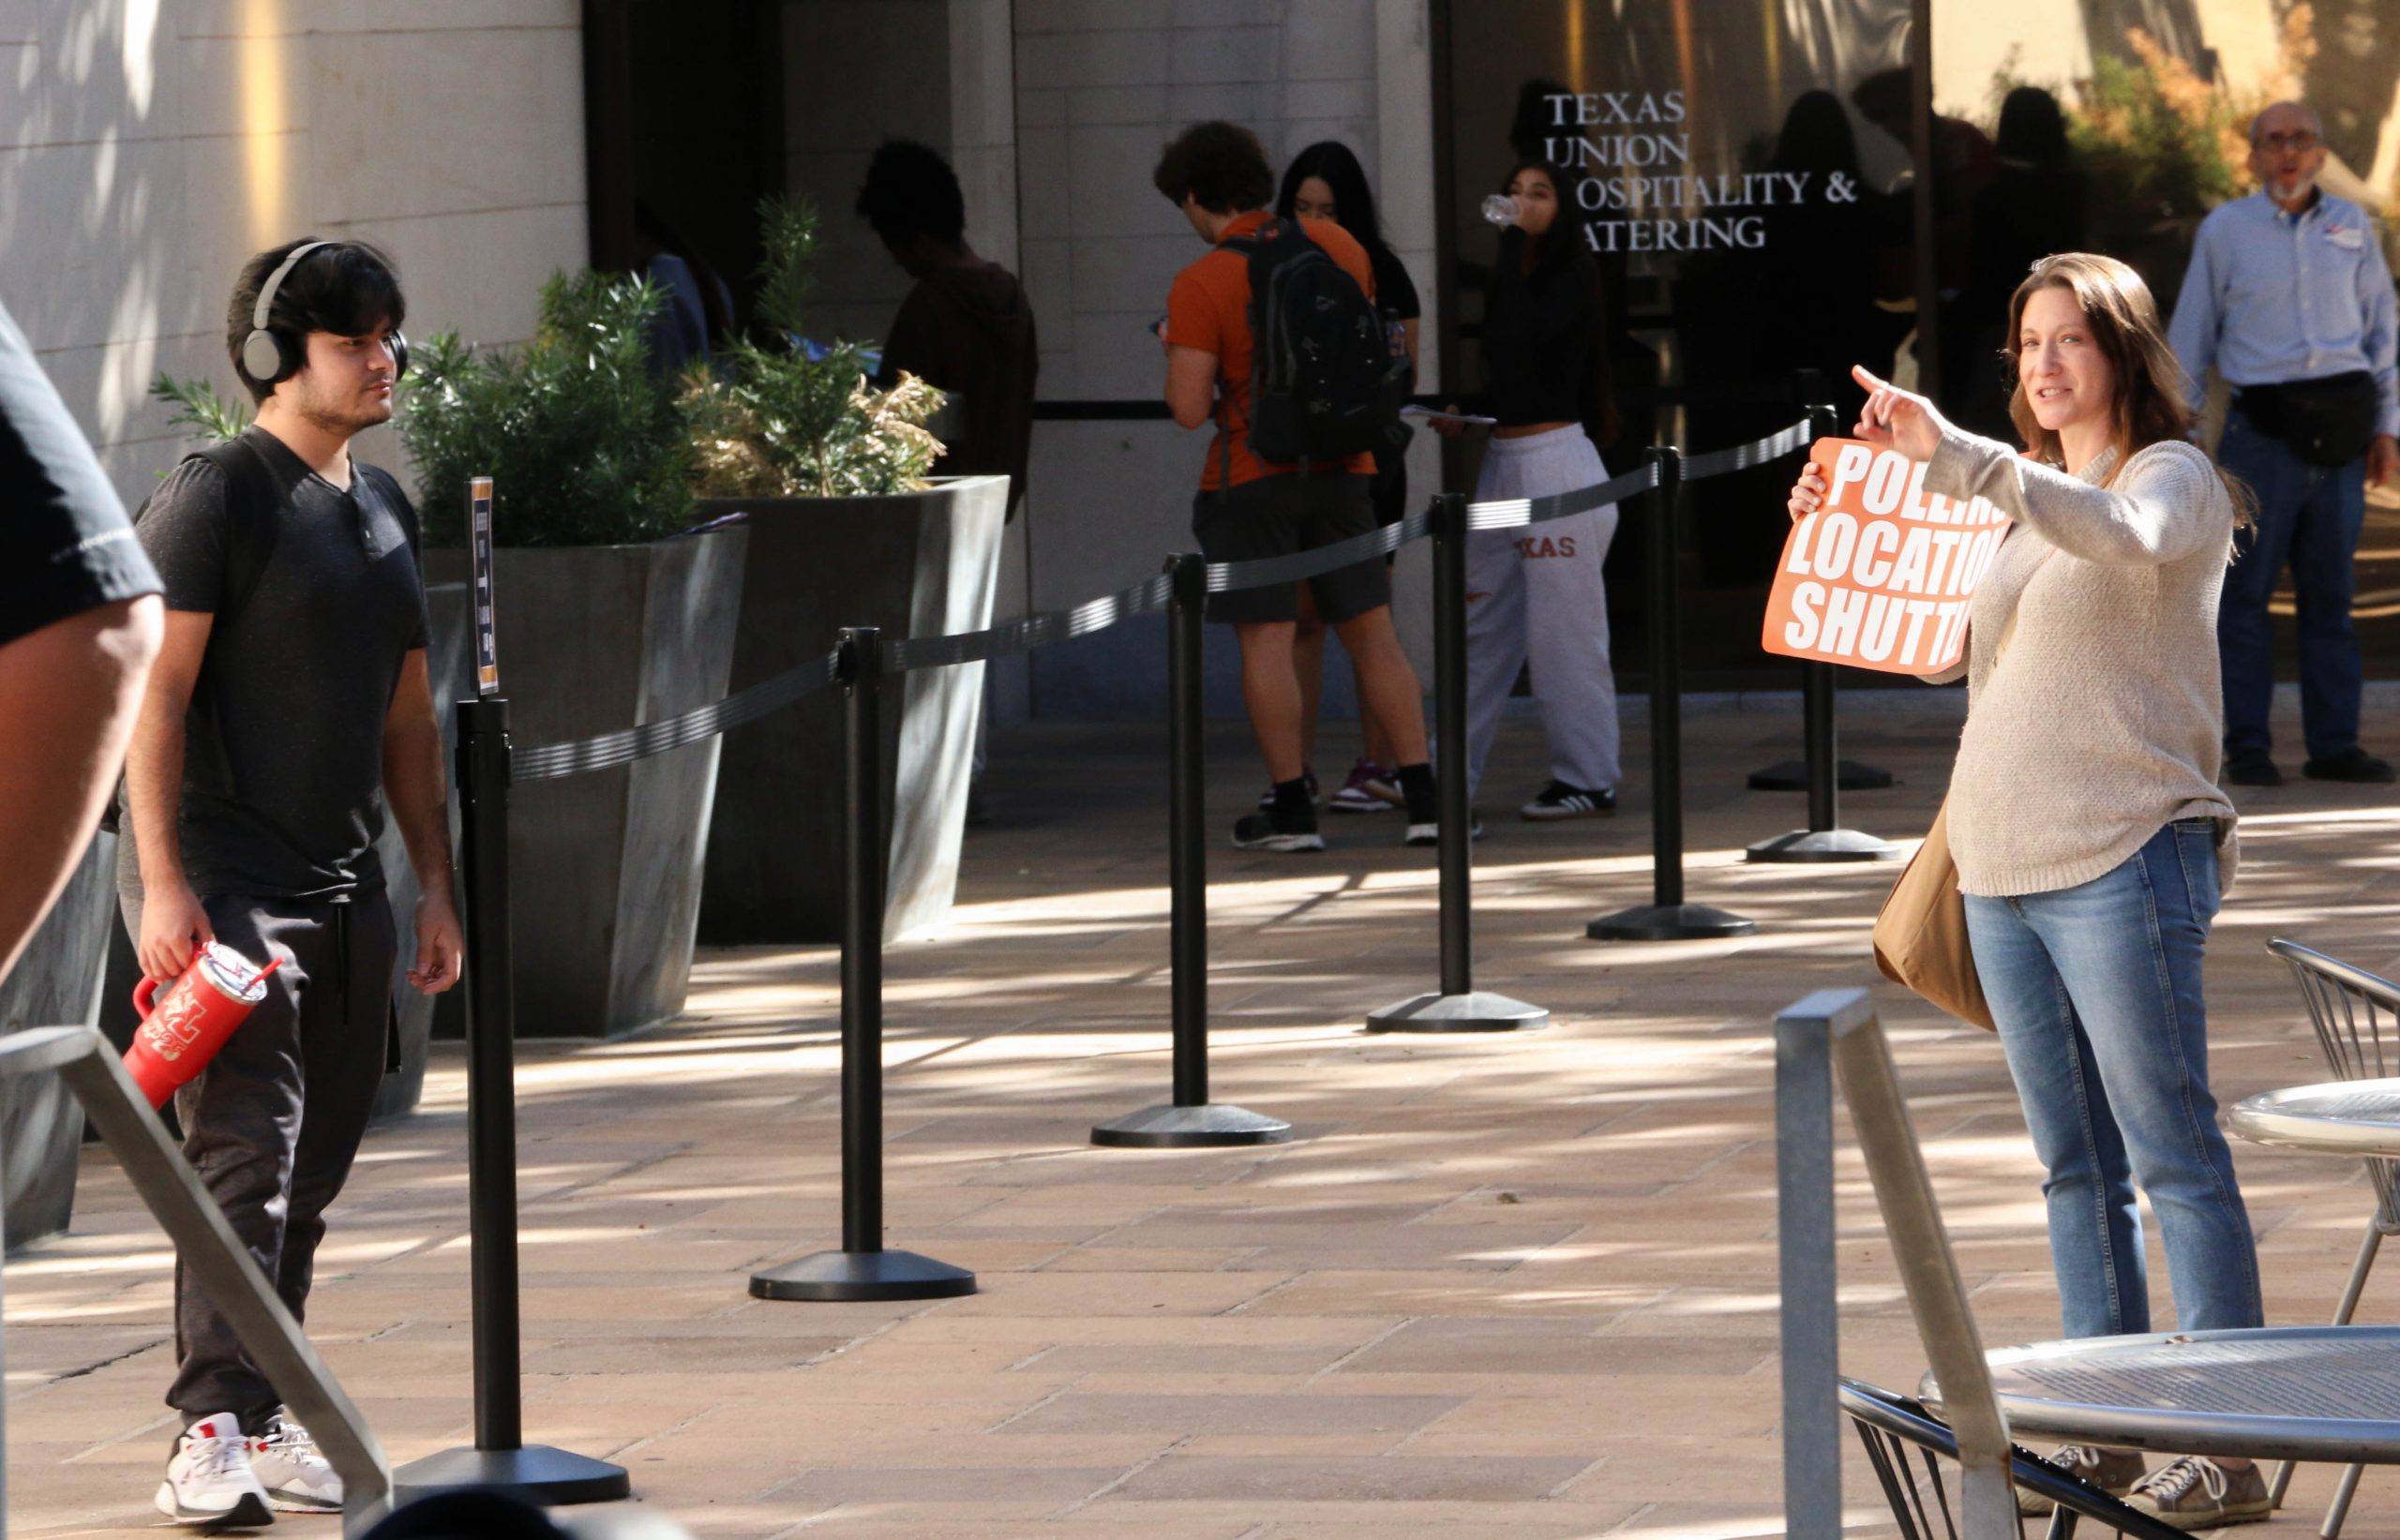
left=469, top=475, right=498, bottom=695
left=1762, top=439, right=2011, bottom=674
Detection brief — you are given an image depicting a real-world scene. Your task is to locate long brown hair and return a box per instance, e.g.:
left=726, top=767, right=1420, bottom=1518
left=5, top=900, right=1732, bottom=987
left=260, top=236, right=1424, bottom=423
left=2002, top=252, right=2253, bottom=524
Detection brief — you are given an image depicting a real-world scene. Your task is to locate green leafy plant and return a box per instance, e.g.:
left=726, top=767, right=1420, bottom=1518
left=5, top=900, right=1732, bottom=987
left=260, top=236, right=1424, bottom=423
left=1989, top=16, right=2321, bottom=306
left=2067, top=32, right=2251, bottom=224
left=682, top=198, right=945, bottom=500
left=401, top=270, right=695, bottom=546
left=149, top=372, right=251, bottom=444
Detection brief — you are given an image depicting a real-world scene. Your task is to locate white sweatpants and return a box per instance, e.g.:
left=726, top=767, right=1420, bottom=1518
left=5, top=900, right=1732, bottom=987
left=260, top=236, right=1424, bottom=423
left=1463, top=426, right=1622, bottom=798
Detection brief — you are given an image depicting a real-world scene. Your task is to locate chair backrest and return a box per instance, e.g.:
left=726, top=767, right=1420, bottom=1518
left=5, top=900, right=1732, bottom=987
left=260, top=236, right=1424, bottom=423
left=1820, top=993, right=2020, bottom=1540
left=2270, top=938, right=2400, bottom=1224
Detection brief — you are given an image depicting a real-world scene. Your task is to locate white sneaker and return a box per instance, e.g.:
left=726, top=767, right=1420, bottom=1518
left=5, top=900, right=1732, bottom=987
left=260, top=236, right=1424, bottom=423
left=251, top=1407, right=342, bottom=1514
left=156, top=1412, right=273, bottom=1529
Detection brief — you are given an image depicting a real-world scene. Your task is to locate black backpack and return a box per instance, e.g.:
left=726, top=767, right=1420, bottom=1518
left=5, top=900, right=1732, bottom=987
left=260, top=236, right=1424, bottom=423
left=97, top=438, right=282, bottom=837
left=1222, top=218, right=1408, bottom=468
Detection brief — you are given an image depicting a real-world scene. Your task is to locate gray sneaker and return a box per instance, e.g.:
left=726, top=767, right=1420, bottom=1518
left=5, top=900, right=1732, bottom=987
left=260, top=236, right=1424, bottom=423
left=2124, top=1456, right=2272, bottom=1530
left=2018, top=1443, right=2145, bottom=1516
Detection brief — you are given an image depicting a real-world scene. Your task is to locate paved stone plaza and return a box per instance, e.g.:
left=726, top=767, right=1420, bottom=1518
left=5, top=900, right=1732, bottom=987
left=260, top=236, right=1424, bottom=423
left=12, top=699, right=2400, bottom=1538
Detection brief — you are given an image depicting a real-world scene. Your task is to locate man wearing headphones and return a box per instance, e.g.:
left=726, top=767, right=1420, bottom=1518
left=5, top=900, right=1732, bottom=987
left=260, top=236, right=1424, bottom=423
left=123, top=238, right=463, bottom=1527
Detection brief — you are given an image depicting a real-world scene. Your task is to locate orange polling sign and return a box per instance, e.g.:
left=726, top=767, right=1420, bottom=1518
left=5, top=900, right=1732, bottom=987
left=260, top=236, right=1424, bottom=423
left=1761, top=438, right=2012, bottom=675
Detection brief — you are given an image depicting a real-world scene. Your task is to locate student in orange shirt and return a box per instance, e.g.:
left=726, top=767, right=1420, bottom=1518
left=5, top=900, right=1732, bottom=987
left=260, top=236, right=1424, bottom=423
left=1154, top=122, right=1440, bottom=852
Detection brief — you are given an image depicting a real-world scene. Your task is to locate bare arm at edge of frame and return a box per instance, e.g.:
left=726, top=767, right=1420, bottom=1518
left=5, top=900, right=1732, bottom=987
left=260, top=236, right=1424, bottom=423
left=0, top=595, right=162, bottom=982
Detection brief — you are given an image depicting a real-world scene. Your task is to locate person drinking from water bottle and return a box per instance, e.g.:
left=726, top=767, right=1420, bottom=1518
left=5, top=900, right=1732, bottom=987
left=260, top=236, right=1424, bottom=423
left=122, top=239, right=464, bottom=1527
left=1430, top=160, right=1625, bottom=824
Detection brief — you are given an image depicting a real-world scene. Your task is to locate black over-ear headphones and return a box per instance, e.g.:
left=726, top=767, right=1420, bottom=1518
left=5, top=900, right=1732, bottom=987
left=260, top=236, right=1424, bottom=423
left=239, top=240, right=411, bottom=387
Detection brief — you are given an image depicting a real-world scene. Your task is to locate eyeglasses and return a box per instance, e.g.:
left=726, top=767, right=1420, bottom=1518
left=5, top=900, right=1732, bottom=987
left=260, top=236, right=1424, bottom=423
left=2257, top=130, right=2319, bottom=153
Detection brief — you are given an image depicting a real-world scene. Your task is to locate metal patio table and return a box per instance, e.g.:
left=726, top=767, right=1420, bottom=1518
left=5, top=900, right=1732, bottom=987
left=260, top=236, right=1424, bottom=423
left=1925, top=1326, right=2400, bottom=1463
left=2229, top=1078, right=2400, bottom=1160
left=2223, top=1078, right=2400, bottom=1532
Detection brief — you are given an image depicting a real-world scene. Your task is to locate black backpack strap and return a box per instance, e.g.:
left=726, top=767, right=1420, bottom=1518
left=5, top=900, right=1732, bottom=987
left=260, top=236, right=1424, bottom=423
left=105, top=437, right=280, bottom=836
left=146, top=437, right=282, bottom=627
left=1220, top=219, right=1298, bottom=490
left=208, top=437, right=282, bottom=625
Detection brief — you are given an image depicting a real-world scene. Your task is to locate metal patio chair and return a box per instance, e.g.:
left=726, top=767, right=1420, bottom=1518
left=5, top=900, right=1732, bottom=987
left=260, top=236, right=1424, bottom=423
left=1817, top=991, right=2400, bottom=1540
left=2261, top=937, right=2400, bottom=1532
left=1840, top=1380, right=2185, bottom=1540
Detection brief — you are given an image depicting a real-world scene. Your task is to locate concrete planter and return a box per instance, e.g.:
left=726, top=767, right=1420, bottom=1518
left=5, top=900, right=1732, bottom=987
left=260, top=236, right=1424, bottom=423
left=697, top=475, right=1008, bottom=944
left=0, top=832, right=116, bottom=1248
left=432, top=527, right=746, bottom=1038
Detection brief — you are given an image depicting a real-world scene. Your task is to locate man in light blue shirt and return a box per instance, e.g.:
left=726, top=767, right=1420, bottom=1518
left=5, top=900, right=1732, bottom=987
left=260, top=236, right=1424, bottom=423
left=2170, top=100, right=2399, bottom=786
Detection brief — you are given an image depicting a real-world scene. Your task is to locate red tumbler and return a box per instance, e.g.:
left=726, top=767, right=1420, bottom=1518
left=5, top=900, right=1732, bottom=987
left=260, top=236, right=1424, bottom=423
left=124, top=944, right=283, bottom=1109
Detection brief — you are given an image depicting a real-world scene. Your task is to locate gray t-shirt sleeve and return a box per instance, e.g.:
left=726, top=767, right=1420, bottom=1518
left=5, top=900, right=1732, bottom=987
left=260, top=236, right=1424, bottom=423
left=137, top=458, right=232, bottom=614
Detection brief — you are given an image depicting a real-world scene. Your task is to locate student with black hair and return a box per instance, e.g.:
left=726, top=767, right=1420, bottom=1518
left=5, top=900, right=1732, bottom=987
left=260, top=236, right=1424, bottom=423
left=125, top=238, right=462, bottom=1527
left=1432, top=162, right=1623, bottom=821
left=856, top=137, right=1039, bottom=517
left=1273, top=141, right=1420, bottom=817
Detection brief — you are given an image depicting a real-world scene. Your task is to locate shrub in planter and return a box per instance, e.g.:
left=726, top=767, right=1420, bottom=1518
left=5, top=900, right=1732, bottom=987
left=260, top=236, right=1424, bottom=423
left=683, top=200, right=1009, bottom=945
left=407, top=272, right=695, bottom=546
left=398, top=272, right=743, bottom=1038
left=682, top=199, right=947, bottom=499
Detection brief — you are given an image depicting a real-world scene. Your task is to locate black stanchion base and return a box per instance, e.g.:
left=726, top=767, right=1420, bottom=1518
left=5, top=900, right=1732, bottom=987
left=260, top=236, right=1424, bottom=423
left=1745, top=828, right=1903, bottom=864
left=1748, top=758, right=1896, bottom=792
left=1091, top=1103, right=1293, bottom=1148
left=1585, top=904, right=1758, bottom=942
left=392, top=1443, right=631, bottom=1505
left=750, top=1248, right=977, bottom=1302
left=1364, top=990, right=1550, bottom=1033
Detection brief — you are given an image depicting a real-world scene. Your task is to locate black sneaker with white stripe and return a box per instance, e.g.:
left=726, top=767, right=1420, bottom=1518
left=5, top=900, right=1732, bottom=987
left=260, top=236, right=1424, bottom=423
left=1233, top=804, right=1324, bottom=852
left=1520, top=781, right=1615, bottom=820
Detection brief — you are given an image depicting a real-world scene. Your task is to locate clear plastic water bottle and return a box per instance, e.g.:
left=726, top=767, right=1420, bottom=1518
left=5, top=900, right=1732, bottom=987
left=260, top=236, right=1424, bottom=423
left=1480, top=193, right=1520, bottom=228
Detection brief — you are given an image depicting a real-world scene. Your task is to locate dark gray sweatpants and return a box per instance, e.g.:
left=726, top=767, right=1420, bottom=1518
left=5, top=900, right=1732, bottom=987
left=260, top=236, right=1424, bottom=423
left=119, top=888, right=394, bottom=1424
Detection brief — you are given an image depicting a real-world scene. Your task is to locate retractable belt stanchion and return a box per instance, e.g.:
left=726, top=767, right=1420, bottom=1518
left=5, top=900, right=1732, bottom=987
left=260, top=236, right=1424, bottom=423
left=1746, top=700, right=1894, bottom=791
left=1093, top=554, right=1294, bottom=1147
left=1587, top=448, right=1758, bottom=942
left=393, top=698, right=630, bottom=1504
left=1748, top=383, right=1890, bottom=795
left=753, top=628, right=976, bottom=1301
left=1748, top=404, right=1900, bottom=864
left=1367, top=493, right=1547, bottom=1032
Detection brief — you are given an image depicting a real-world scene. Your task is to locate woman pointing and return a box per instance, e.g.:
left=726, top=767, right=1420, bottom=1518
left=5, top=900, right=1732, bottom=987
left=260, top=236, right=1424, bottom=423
left=1789, top=253, right=2265, bottom=1529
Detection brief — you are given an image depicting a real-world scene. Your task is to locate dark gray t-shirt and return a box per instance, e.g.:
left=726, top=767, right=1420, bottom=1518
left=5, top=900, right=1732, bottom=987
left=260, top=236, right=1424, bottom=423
left=121, top=427, right=429, bottom=902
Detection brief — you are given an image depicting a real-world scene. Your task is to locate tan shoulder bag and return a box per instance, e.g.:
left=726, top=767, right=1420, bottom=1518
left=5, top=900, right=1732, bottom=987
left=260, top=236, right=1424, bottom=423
left=1869, top=600, right=2032, bottom=1034
left=1871, top=799, right=1996, bottom=1031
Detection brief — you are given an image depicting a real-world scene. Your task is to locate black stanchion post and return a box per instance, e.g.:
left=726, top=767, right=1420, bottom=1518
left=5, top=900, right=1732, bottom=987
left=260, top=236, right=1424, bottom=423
left=1748, top=405, right=1900, bottom=864
left=1587, top=450, right=1757, bottom=941
left=754, top=629, right=976, bottom=1301
left=1745, top=657, right=1896, bottom=792
left=1367, top=494, right=1546, bottom=1032
left=393, top=698, right=630, bottom=1504
left=1749, top=380, right=1892, bottom=795
left=1093, top=555, right=1293, bottom=1146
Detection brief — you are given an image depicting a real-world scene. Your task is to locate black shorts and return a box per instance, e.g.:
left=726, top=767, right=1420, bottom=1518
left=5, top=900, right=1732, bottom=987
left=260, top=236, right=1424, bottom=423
left=1192, top=472, right=1389, bottom=625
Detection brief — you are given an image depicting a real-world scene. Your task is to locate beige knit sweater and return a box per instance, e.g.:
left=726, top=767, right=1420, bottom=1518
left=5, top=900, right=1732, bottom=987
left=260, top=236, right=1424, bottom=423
left=1920, top=426, right=2238, bottom=898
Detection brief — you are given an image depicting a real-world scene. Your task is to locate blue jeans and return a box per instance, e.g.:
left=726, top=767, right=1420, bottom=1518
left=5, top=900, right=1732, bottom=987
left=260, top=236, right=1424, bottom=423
left=2216, top=409, right=2367, bottom=762
left=1964, top=820, right=2262, bottom=1338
